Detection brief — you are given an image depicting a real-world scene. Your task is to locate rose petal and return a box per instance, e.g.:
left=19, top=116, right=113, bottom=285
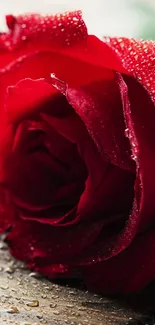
left=5, top=78, right=57, bottom=123
left=7, top=124, right=87, bottom=218
left=118, top=74, right=155, bottom=232
left=0, top=187, right=15, bottom=232
left=0, top=11, right=123, bottom=73
left=7, top=216, right=104, bottom=265
left=74, top=74, right=155, bottom=269
left=66, top=76, right=134, bottom=171
left=50, top=74, right=135, bottom=221
left=5, top=11, right=87, bottom=48
left=0, top=78, right=56, bottom=182
left=2, top=80, right=88, bottom=224
left=82, top=227, right=155, bottom=293
left=104, top=37, right=155, bottom=102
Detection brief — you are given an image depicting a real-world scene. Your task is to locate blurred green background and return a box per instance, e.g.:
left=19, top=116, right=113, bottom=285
left=0, top=0, right=154, bottom=39
left=132, top=0, right=155, bottom=39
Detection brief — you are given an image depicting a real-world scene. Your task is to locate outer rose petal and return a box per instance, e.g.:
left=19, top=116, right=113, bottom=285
left=82, top=227, right=155, bottom=293
left=0, top=48, right=116, bottom=113
left=77, top=74, right=155, bottom=292
left=1, top=14, right=154, bottom=125
left=0, top=187, right=15, bottom=232
left=104, top=37, right=155, bottom=102
left=0, top=12, right=124, bottom=117
left=5, top=12, right=87, bottom=48
left=0, top=13, right=154, bottom=103
left=6, top=216, right=105, bottom=270
left=66, top=76, right=134, bottom=171
left=0, top=12, right=123, bottom=72
left=75, top=73, right=155, bottom=269
left=0, top=11, right=87, bottom=67
left=118, top=74, right=155, bottom=232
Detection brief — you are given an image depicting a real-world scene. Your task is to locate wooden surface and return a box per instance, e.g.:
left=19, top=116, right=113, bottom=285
left=0, top=236, right=155, bottom=325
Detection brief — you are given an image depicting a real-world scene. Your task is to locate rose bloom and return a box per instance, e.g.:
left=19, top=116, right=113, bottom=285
left=0, top=11, right=154, bottom=294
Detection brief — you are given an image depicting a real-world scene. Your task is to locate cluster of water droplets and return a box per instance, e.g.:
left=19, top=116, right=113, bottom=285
left=124, top=127, right=138, bottom=164
left=104, top=37, right=155, bottom=103
left=1, top=10, right=87, bottom=50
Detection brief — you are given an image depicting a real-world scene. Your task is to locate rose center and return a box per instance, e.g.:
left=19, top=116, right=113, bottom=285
left=6, top=119, right=88, bottom=218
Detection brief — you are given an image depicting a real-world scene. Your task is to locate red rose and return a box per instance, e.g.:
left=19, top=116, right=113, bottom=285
left=0, top=11, right=155, bottom=294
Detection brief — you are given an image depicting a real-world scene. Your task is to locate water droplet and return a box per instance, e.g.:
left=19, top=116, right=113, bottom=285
left=0, top=284, right=9, bottom=290
left=44, top=286, right=50, bottom=290
left=78, top=306, right=87, bottom=311
left=50, top=303, right=57, bottom=308
left=41, top=294, right=47, bottom=299
left=51, top=295, right=59, bottom=299
left=50, top=73, right=66, bottom=94
left=8, top=275, right=13, bottom=279
left=25, top=299, right=39, bottom=307
left=28, top=272, right=40, bottom=278
left=66, top=304, right=74, bottom=308
left=5, top=255, right=11, bottom=262
left=53, top=310, right=60, bottom=315
left=125, top=128, right=129, bottom=138
left=131, top=154, right=138, bottom=162
left=7, top=306, right=19, bottom=314
left=69, top=291, right=78, bottom=295
left=11, top=287, right=17, bottom=292
left=37, top=314, right=43, bottom=319
left=0, top=242, right=7, bottom=250
left=5, top=266, right=14, bottom=274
